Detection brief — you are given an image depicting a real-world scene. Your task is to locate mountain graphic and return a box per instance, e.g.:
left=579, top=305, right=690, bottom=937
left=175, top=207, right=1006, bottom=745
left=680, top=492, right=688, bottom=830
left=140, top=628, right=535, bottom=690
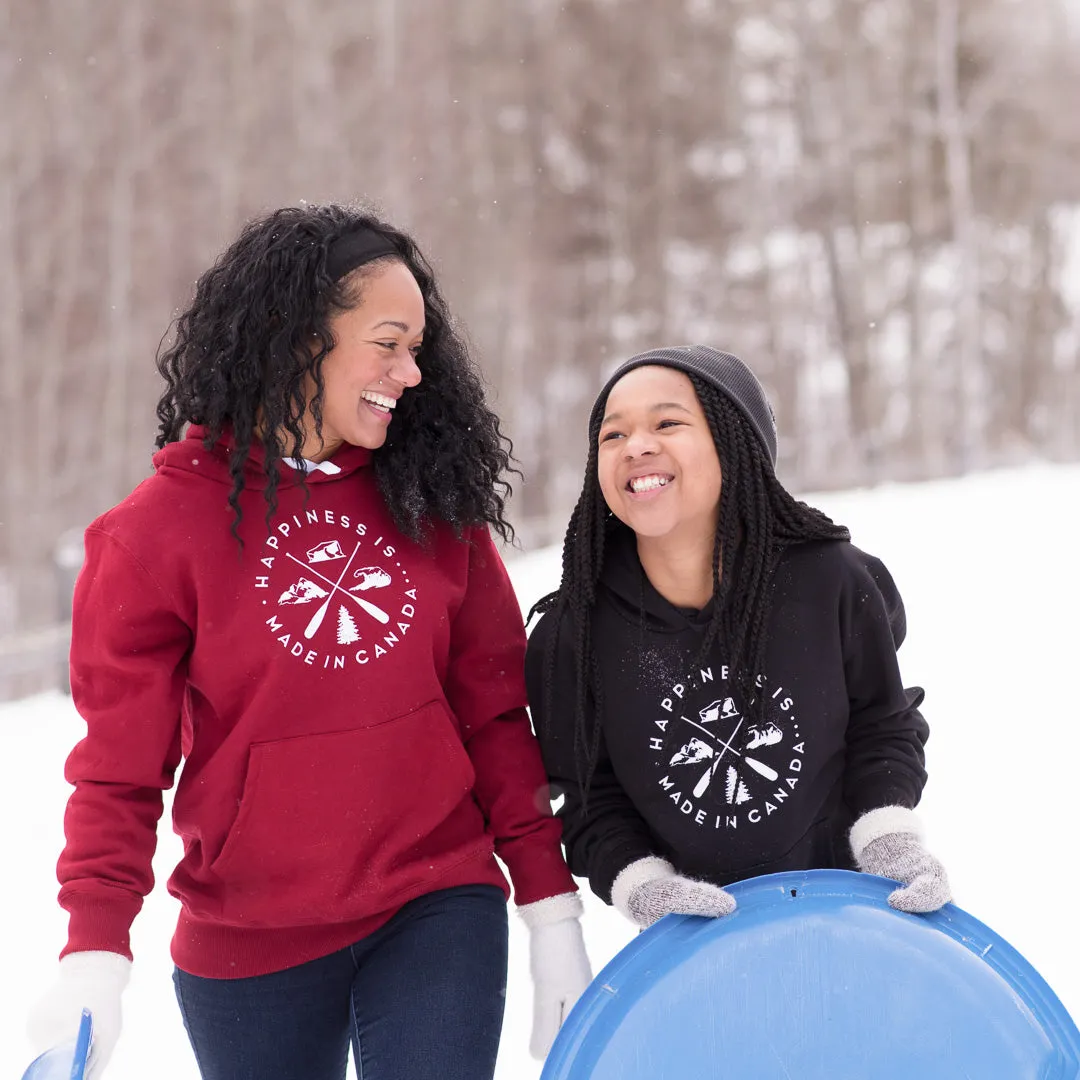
left=307, top=540, right=345, bottom=564
left=746, top=722, right=783, bottom=750
left=699, top=697, right=739, bottom=725
left=278, top=578, right=329, bottom=605
left=670, top=737, right=714, bottom=767
left=350, top=566, right=392, bottom=592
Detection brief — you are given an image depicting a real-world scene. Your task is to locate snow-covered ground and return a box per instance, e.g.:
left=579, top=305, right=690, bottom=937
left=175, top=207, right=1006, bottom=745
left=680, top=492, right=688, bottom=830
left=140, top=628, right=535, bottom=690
left=2, top=463, right=1078, bottom=1077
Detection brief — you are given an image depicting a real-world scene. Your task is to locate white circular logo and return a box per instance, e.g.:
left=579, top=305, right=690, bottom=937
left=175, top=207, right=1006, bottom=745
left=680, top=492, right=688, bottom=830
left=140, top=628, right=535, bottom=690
left=648, top=666, right=806, bottom=831
left=252, top=509, right=418, bottom=670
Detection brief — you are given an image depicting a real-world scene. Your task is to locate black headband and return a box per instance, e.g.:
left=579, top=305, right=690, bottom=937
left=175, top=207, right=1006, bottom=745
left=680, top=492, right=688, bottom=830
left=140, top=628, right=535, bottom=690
left=325, top=228, right=400, bottom=282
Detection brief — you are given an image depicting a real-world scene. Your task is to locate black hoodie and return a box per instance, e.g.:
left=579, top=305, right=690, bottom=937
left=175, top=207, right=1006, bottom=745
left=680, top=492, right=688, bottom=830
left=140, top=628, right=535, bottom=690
left=525, top=530, right=929, bottom=904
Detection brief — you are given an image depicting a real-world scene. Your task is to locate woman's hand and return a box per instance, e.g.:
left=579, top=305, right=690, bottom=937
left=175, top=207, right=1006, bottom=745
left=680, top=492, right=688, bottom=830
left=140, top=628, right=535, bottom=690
left=518, top=893, right=593, bottom=1061
left=27, top=951, right=132, bottom=1079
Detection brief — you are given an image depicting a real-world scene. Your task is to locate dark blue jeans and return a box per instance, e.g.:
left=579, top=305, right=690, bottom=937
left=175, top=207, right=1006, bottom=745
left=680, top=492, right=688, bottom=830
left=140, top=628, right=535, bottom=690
left=173, top=884, right=508, bottom=1080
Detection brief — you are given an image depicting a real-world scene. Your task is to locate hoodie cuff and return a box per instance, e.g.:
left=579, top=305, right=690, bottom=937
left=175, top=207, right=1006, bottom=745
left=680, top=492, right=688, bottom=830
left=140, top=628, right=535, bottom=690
left=500, top=842, right=577, bottom=907
left=60, top=894, right=140, bottom=962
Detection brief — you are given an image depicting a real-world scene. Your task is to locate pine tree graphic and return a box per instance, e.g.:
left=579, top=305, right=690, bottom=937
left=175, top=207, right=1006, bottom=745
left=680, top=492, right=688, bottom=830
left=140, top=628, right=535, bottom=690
left=725, top=766, right=751, bottom=805
left=336, top=605, right=360, bottom=645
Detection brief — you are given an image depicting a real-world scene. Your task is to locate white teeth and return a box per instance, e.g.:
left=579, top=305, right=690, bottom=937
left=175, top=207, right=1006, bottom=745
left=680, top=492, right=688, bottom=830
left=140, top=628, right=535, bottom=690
left=361, top=391, right=396, bottom=411
left=629, top=475, right=670, bottom=493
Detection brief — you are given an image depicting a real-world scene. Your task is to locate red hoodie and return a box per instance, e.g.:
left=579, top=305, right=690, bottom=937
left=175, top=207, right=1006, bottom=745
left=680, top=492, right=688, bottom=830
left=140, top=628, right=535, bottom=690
left=59, top=427, right=574, bottom=978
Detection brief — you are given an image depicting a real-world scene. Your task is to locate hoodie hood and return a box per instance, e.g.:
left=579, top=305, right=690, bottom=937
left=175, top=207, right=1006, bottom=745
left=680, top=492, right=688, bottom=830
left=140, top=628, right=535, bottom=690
left=152, top=424, right=373, bottom=489
left=598, top=525, right=720, bottom=634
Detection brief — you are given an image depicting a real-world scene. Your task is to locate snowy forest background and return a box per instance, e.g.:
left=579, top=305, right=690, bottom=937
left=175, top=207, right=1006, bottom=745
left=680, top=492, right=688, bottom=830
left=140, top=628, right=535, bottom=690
left=3, top=0, right=1080, bottom=701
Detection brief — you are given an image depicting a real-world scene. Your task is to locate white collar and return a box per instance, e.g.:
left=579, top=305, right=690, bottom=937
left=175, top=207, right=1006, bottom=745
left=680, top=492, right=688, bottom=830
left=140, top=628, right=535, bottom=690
left=281, top=456, right=342, bottom=476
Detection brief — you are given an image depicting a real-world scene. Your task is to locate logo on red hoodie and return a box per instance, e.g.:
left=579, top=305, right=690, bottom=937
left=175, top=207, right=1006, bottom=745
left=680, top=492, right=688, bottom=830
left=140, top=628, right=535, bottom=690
left=253, top=509, right=418, bottom=670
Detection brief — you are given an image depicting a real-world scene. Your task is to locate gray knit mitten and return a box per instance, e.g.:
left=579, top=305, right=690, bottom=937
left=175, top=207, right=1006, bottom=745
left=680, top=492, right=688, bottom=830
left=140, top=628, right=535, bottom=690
left=611, top=856, right=736, bottom=929
left=850, top=806, right=952, bottom=913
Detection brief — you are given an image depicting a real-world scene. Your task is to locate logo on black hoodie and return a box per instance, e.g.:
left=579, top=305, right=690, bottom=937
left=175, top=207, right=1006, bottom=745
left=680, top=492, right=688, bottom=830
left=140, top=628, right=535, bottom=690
left=649, top=667, right=805, bottom=831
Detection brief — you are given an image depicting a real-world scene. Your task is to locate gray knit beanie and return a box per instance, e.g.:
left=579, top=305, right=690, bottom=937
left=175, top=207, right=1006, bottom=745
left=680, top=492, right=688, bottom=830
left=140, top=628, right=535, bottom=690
left=589, top=345, right=777, bottom=466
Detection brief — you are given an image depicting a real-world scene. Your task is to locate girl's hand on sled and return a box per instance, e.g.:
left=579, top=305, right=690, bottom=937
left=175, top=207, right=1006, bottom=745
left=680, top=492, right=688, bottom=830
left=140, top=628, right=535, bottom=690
left=612, top=856, right=736, bottom=929
left=851, top=806, right=952, bottom=913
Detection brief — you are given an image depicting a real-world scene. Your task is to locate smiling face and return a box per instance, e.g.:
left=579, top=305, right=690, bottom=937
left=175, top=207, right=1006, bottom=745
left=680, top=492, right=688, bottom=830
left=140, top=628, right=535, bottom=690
left=301, top=258, right=426, bottom=459
left=597, top=365, right=723, bottom=543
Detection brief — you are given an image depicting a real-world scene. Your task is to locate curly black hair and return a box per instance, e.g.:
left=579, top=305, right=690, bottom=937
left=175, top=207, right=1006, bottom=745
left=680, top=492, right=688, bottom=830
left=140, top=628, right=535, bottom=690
left=530, top=372, right=850, bottom=799
left=155, top=202, right=517, bottom=543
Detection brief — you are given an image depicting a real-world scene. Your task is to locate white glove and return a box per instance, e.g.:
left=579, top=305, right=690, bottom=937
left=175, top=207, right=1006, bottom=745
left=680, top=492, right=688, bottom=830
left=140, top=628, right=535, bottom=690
left=518, top=892, right=593, bottom=1061
left=850, top=805, right=952, bottom=913
left=27, top=951, right=131, bottom=1079
left=611, top=856, right=736, bottom=929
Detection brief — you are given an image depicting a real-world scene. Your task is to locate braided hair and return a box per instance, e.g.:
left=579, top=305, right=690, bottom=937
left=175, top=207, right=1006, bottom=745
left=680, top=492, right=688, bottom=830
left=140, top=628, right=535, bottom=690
left=155, top=203, right=516, bottom=544
left=531, top=372, right=850, bottom=801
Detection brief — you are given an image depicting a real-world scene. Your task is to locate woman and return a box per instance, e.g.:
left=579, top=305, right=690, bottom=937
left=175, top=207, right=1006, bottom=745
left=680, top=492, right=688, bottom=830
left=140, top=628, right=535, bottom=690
left=28, top=204, right=591, bottom=1079
left=526, top=345, right=951, bottom=930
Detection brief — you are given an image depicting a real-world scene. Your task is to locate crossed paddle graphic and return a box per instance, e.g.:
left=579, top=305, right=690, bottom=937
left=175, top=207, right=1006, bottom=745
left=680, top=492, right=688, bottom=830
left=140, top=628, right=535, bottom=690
left=284, top=544, right=391, bottom=639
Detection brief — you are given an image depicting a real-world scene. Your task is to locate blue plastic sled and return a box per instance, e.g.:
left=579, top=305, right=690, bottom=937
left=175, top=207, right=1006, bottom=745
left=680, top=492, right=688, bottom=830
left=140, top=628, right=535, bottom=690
left=542, top=870, right=1080, bottom=1080
left=21, top=1009, right=92, bottom=1080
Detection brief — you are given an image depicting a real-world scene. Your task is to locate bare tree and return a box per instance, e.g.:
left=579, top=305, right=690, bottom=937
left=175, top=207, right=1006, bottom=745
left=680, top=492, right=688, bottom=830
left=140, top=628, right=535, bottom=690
left=3, top=0, right=1079, bottom=697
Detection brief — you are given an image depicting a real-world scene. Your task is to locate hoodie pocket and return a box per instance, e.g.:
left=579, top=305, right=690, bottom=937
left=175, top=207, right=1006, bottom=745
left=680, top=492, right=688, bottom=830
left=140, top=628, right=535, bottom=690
left=208, top=699, right=492, bottom=928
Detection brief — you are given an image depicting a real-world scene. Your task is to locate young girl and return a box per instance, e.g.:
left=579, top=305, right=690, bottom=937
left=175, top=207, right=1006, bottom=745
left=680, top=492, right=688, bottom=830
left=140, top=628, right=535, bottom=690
left=27, top=204, right=591, bottom=1079
left=526, top=346, right=951, bottom=930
